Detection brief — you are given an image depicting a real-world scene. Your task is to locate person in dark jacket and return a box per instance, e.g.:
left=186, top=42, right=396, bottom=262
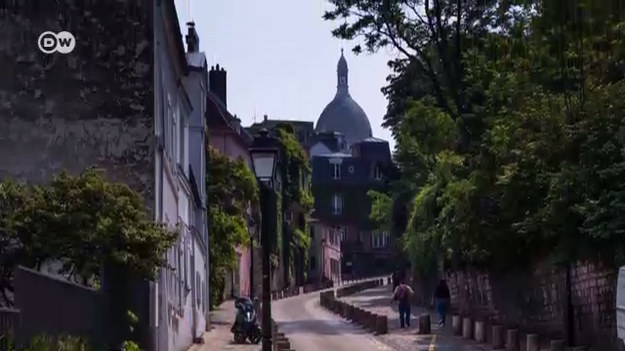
left=434, top=279, right=451, bottom=326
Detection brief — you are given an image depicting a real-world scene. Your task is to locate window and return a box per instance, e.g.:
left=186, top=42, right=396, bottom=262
left=165, top=93, right=175, bottom=160
left=372, top=232, right=390, bottom=248
left=310, top=226, right=315, bottom=240
left=333, top=226, right=344, bottom=242
left=332, top=163, right=341, bottom=179
left=348, top=165, right=354, bottom=173
left=171, top=97, right=177, bottom=164
left=374, top=165, right=382, bottom=180
left=310, top=256, right=316, bottom=270
left=177, top=104, right=186, bottom=167
left=196, top=272, right=201, bottom=307
left=331, top=193, right=343, bottom=215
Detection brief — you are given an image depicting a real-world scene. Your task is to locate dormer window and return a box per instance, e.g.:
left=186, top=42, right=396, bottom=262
left=374, top=165, right=382, bottom=180
left=332, top=163, right=341, bottom=179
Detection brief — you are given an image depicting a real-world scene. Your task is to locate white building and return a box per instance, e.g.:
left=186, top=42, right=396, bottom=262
left=153, top=2, right=209, bottom=350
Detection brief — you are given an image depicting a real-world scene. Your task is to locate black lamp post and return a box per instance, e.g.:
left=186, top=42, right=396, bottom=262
left=249, top=129, right=280, bottom=351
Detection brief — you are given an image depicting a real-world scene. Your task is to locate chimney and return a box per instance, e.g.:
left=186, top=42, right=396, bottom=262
left=209, top=64, right=227, bottom=107
left=185, top=21, right=199, bottom=53
left=263, top=114, right=268, bottom=122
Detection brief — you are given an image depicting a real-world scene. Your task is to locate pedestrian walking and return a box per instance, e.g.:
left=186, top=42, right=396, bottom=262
left=391, top=279, right=414, bottom=328
left=434, top=279, right=451, bottom=326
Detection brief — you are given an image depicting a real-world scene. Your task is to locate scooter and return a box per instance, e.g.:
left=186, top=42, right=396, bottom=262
left=231, top=297, right=262, bottom=344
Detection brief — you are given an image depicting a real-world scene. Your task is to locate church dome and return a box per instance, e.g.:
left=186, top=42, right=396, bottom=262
left=315, top=50, right=372, bottom=146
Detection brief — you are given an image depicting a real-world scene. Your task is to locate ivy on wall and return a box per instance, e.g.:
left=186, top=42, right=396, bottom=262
left=206, top=145, right=258, bottom=308
left=271, top=123, right=314, bottom=285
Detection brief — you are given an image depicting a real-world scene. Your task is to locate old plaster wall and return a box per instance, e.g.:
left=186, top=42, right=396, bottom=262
left=0, top=0, right=155, bottom=208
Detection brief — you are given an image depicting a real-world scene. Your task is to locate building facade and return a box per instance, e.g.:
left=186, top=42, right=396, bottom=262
left=205, top=64, right=259, bottom=299
left=0, top=1, right=209, bottom=350
left=309, top=51, right=396, bottom=280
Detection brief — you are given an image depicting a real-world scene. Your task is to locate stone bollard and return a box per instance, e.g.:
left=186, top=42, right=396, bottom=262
left=341, top=302, right=349, bottom=318
left=549, top=340, right=565, bottom=351
left=462, top=317, right=473, bottom=339
left=367, top=312, right=377, bottom=331
left=418, top=314, right=431, bottom=334
left=346, top=304, right=355, bottom=321
left=492, top=325, right=505, bottom=349
left=526, top=334, right=539, bottom=351
left=506, top=329, right=519, bottom=351
left=275, top=339, right=290, bottom=351
left=474, top=320, right=486, bottom=343
left=376, top=315, right=388, bottom=334
left=356, top=308, right=365, bottom=326
left=452, top=315, right=462, bottom=335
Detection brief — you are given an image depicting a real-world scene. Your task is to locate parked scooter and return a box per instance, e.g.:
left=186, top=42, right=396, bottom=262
left=231, top=297, right=261, bottom=344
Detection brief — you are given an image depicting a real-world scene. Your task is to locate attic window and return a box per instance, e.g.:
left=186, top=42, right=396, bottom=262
left=332, top=164, right=341, bottom=179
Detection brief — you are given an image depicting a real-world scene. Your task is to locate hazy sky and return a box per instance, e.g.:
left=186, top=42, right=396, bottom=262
left=174, top=0, right=398, bottom=150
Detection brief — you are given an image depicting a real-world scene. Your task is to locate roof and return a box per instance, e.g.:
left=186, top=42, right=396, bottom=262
left=315, top=51, right=372, bottom=146
left=317, top=152, right=352, bottom=158
left=207, top=92, right=253, bottom=145
left=359, top=137, right=387, bottom=144
left=186, top=52, right=206, bottom=68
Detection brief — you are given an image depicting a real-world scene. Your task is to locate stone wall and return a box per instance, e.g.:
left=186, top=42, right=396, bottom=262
left=426, top=261, right=618, bottom=350
left=0, top=0, right=155, bottom=207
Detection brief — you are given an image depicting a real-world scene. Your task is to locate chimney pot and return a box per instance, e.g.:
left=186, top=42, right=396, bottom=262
left=185, top=21, right=199, bottom=53
left=263, top=114, right=268, bottom=121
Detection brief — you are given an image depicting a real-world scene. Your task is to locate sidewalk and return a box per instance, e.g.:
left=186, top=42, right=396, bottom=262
left=189, top=299, right=259, bottom=351
left=342, top=285, right=489, bottom=351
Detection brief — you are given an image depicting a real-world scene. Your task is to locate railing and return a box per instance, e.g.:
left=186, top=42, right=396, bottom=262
left=0, top=308, right=19, bottom=351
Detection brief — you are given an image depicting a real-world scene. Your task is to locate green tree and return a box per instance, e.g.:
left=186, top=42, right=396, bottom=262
left=0, top=169, right=178, bottom=307
left=332, top=0, right=625, bottom=274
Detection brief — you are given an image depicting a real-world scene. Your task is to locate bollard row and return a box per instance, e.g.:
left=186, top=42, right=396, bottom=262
left=319, top=290, right=388, bottom=335
left=271, top=319, right=297, bottom=351
left=449, top=314, right=586, bottom=351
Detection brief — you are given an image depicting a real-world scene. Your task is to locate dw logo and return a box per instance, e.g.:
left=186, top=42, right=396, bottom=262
left=38, top=31, right=76, bottom=54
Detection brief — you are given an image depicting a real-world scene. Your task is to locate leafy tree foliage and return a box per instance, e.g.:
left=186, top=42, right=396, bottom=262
left=330, top=0, right=625, bottom=272
left=206, top=145, right=258, bottom=308
left=0, top=169, right=177, bottom=307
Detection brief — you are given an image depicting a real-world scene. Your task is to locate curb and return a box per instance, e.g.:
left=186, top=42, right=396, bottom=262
left=319, top=278, right=389, bottom=335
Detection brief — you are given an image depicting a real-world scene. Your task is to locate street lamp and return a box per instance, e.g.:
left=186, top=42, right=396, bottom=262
left=249, top=129, right=280, bottom=351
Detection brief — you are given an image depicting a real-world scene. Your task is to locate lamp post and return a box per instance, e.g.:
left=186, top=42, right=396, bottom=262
left=249, top=129, right=280, bottom=351
left=249, top=225, right=255, bottom=297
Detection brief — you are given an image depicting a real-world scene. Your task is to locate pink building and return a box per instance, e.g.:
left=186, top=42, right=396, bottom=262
left=309, top=220, right=342, bottom=283
left=206, top=65, right=257, bottom=298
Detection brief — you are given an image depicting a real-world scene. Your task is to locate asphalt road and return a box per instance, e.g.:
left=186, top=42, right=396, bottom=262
left=272, top=292, right=393, bottom=351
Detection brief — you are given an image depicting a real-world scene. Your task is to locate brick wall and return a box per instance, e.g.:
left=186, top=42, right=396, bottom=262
left=414, top=260, right=618, bottom=350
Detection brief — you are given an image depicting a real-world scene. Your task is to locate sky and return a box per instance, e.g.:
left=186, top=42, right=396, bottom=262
left=174, top=0, right=398, bottom=151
